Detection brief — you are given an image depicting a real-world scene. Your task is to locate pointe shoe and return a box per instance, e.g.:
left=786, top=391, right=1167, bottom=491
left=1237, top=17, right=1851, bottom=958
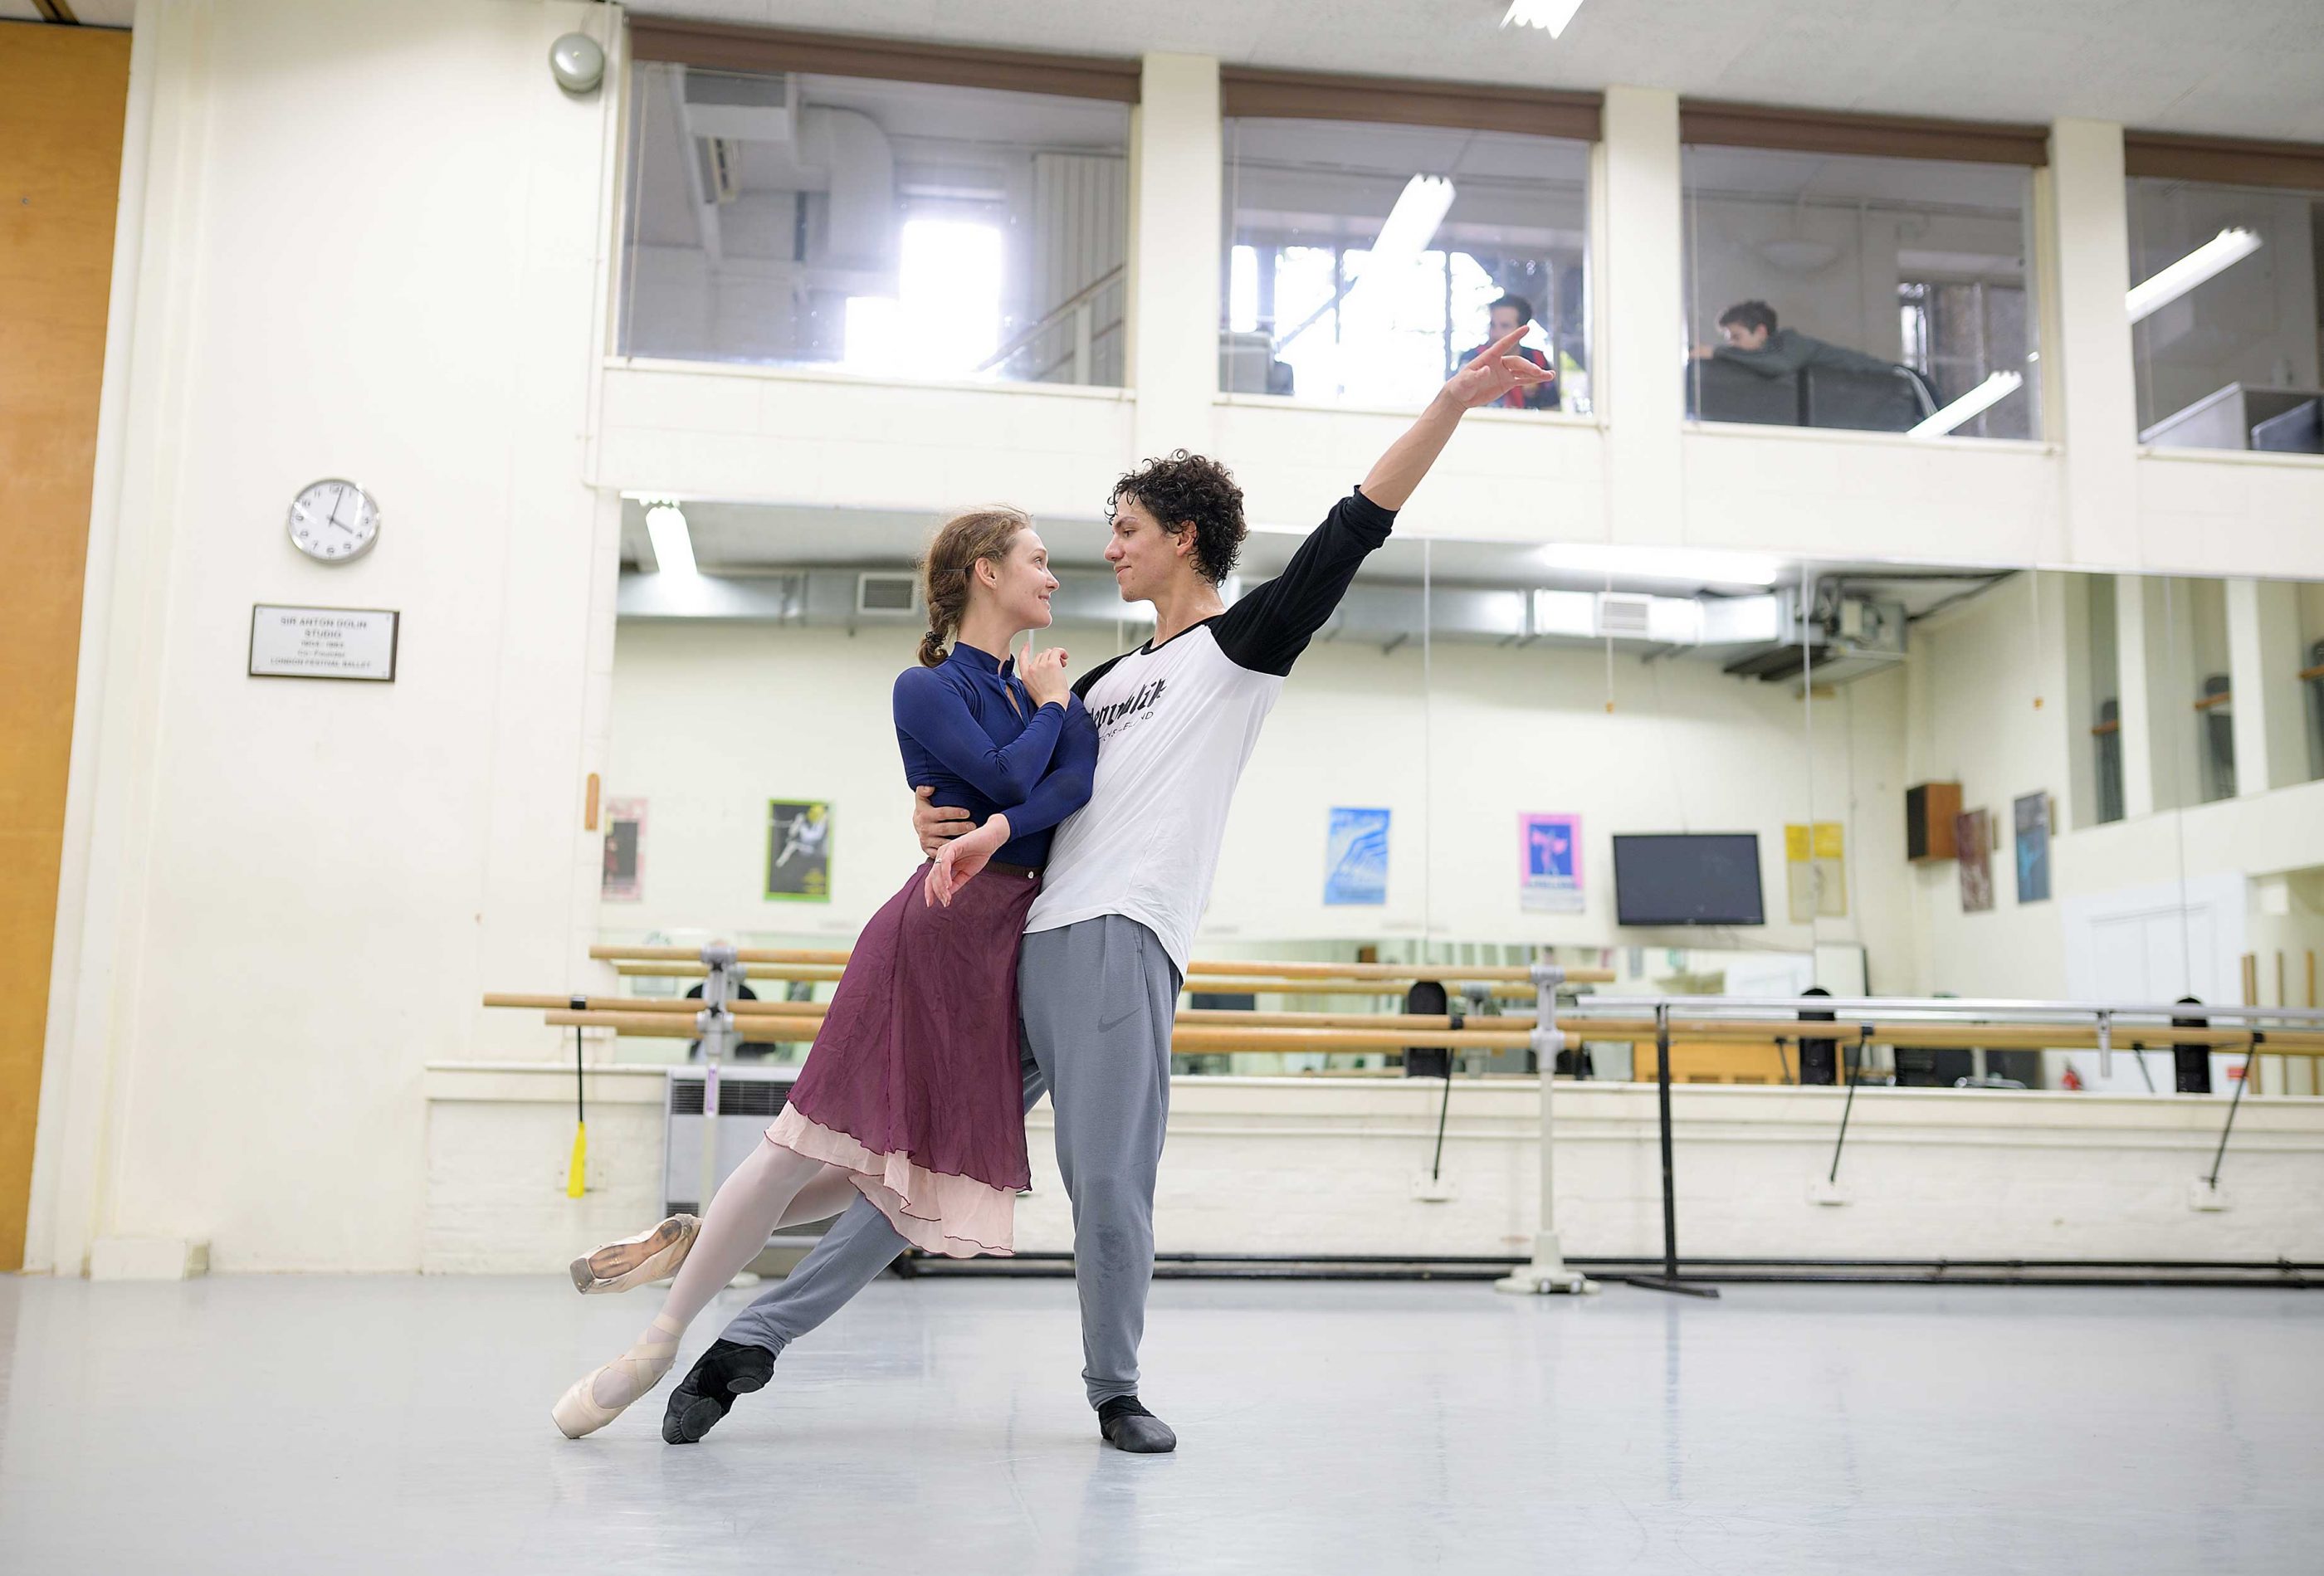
left=551, top=1314, right=682, bottom=1440
left=570, top=1214, right=700, bottom=1295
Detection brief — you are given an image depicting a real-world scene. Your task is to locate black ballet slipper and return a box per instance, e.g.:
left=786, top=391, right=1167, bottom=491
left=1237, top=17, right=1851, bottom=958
left=1096, top=1396, right=1176, bottom=1454
left=661, top=1339, right=776, bottom=1444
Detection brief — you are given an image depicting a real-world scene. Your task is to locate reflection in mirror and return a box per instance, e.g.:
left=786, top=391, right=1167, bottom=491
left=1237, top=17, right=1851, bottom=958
left=599, top=502, right=2324, bottom=1097
left=620, top=62, right=1130, bottom=385
left=1682, top=144, right=2039, bottom=440
left=1221, top=117, right=1589, bottom=411
left=2128, top=174, right=2324, bottom=455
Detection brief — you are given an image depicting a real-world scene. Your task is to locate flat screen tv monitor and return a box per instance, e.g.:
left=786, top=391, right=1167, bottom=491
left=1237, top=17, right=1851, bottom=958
left=1613, top=833, right=1765, bottom=926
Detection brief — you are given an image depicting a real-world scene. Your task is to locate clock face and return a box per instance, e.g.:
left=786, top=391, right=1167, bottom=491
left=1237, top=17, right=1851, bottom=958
left=287, top=479, right=380, bottom=563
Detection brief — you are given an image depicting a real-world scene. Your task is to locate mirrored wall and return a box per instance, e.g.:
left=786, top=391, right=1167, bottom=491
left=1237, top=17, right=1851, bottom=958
left=595, top=496, right=2324, bottom=1095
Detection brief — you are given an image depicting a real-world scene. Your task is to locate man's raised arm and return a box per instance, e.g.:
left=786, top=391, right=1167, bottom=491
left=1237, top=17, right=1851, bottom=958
left=1360, top=326, right=1555, bottom=510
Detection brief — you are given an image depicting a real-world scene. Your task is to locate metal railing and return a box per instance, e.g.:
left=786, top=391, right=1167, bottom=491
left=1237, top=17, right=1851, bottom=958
left=973, top=266, right=1125, bottom=386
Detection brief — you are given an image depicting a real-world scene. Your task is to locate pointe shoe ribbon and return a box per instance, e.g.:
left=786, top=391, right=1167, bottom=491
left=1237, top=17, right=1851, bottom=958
left=552, top=1314, right=682, bottom=1439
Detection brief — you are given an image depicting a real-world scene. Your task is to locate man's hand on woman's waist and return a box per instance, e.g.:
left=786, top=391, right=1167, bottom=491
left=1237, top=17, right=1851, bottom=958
left=913, top=785, right=974, bottom=857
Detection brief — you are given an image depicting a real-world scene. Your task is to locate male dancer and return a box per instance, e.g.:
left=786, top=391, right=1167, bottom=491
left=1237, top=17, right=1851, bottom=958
left=661, top=330, right=1550, bottom=1452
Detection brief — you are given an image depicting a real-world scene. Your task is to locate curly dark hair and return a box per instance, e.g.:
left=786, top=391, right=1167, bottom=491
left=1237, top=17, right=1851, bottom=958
left=1110, top=451, right=1245, bottom=584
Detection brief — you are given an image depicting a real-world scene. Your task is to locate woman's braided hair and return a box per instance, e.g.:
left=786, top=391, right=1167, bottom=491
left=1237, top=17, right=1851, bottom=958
left=918, top=505, right=1033, bottom=666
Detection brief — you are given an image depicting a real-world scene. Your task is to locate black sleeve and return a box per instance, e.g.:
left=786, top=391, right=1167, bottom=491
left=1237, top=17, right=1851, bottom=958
left=1071, top=650, right=1130, bottom=701
left=1211, top=487, right=1397, bottom=677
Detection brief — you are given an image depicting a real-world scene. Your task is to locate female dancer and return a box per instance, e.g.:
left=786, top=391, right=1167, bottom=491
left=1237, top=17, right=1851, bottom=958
left=553, top=505, right=1098, bottom=1439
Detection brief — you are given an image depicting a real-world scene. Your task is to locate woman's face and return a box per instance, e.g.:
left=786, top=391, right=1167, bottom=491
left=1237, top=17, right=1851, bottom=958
left=977, top=528, right=1058, bottom=632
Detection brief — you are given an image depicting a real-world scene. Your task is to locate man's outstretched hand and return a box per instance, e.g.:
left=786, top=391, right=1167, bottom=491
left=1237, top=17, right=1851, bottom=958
left=1443, top=326, right=1555, bottom=410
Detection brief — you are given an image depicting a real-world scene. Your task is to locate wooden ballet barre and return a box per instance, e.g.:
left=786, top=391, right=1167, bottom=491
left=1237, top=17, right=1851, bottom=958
left=590, top=944, right=852, bottom=965
left=486, top=993, right=828, bottom=1017
left=539, top=1008, right=1540, bottom=1051
left=1555, top=1016, right=2324, bottom=1055
left=588, top=943, right=1611, bottom=989
left=1182, top=959, right=1614, bottom=984
left=603, top=962, right=1543, bottom=997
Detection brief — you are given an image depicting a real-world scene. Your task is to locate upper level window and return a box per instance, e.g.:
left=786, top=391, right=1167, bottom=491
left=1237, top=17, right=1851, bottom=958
left=1682, top=110, right=2043, bottom=442
left=1219, top=77, right=1595, bottom=414
left=2127, top=157, right=2324, bottom=456
left=619, top=54, right=1130, bottom=386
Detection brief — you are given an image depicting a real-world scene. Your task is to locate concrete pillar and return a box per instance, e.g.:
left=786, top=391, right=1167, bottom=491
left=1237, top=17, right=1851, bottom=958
left=1128, top=54, right=1220, bottom=464
left=2047, top=121, right=2140, bottom=567
left=1599, top=85, right=1683, bottom=544
left=2114, top=573, right=2182, bottom=816
left=2227, top=578, right=2308, bottom=794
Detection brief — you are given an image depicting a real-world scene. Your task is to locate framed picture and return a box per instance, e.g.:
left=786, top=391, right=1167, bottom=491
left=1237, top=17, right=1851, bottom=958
left=602, top=798, right=646, bottom=902
left=1323, top=807, right=1390, bottom=906
left=1956, top=808, right=1994, bottom=914
left=1784, top=821, right=1848, bottom=923
left=2014, top=792, right=2052, bottom=904
left=1518, top=813, right=1584, bottom=913
left=765, top=800, right=832, bottom=901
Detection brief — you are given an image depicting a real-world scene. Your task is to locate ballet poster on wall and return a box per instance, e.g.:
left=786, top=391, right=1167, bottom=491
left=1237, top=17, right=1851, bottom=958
left=1784, top=822, right=1848, bottom=923
left=1323, top=807, right=1390, bottom=905
left=602, top=798, right=646, bottom=903
left=1956, top=808, right=1994, bottom=913
left=2014, top=792, right=2052, bottom=904
left=1518, top=813, right=1584, bottom=913
left=765, top=800, right=832, bottom=901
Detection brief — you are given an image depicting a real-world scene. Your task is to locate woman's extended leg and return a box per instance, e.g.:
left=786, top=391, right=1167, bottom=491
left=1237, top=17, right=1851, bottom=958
left=572, top=1168, right=860, bottom=1295
left=554, top=1138, right=842, bottom=1436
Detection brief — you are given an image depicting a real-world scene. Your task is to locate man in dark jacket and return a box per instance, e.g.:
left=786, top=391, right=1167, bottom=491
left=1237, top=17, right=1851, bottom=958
left=1691, top=299, right=1896, bottom=378
left=1460, top=295, right=1560, bottom=411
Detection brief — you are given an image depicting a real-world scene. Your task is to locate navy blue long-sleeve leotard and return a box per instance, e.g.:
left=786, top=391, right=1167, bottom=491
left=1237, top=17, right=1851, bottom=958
left=891, top=641, right=1098, bottom=869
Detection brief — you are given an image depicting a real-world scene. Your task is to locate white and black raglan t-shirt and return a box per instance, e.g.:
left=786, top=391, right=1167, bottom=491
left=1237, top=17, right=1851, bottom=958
left=1025, top=486, right=1396, bottom=975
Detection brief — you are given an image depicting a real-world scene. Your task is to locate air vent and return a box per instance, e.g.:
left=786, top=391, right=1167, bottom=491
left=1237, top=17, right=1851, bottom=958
left=1594, top=593, right=1655, bottom=641
left=857, top=572, right=919, bottom=616
left=669, top=1077, right=791, bottom=1117
left=680, top=68, right=796, bottom=144
left=696, top=137, right=742, bottom=205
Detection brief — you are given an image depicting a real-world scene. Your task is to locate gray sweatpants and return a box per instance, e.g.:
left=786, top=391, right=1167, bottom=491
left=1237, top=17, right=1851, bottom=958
left=718, top=913, right=1179, bottom=1408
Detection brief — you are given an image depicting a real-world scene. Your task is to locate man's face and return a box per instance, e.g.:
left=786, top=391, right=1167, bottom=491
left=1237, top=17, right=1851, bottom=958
left=1489, top=305, right=1525, bottom=341
left=1103, top=492, right=1197, bottom=605
left=1721, top=321, right=1770, bottom=352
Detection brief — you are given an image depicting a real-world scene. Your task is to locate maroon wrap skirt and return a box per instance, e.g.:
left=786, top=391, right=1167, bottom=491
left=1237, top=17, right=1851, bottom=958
left=764, top=858, right=1039, bottom=1256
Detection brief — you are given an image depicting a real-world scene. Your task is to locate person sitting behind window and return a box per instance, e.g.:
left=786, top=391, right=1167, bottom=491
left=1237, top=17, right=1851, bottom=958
left=1690, top=300, right=1897, bottom=378
left=1460, top=295, right=1560, bottom=411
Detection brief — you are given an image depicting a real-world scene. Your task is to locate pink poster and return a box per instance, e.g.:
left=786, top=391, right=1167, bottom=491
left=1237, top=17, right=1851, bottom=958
left=1519, top=813, right=1584, bottom=914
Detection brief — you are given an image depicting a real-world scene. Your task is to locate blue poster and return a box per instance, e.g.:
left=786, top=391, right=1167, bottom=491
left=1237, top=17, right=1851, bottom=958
left=1324, top=807, right=1390, bottom=906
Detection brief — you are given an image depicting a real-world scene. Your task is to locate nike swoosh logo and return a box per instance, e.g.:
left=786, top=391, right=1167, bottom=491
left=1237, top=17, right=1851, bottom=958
left=1098, top=1005, right=1142, bottom=1033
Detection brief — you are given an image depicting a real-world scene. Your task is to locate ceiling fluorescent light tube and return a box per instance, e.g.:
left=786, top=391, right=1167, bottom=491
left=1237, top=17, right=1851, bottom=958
left=2125, top=227, right=2262, bottom=324
left=1503, top=0, right=1586, bottom=36
left=644, top=501, right=699, bottom=577
left=1907, top=371, right=2024, bottom=438
left=1361, top=175, right=1456, bottom=279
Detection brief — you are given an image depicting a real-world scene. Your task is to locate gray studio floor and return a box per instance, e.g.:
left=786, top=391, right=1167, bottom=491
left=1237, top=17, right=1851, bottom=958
left=0, top=1273, right=2317, bottom=1574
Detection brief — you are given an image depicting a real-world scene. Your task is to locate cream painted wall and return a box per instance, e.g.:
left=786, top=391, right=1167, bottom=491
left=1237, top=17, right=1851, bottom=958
left=28, top=0, right=620, bottom=1274
left=35, top=12, right=2324, bottom=1278
left=1906, top=565, right=2324, bottom=1003
left=603, top=617, right=1914, bottom=973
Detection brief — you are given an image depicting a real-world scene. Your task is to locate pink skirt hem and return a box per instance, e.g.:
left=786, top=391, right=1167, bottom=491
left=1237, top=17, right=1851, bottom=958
left=765, top=1105, right=1016, bottom=1259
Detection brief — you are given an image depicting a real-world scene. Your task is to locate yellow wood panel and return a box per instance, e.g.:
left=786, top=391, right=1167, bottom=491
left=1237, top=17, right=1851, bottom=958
left=0, top=22, right=130, bottom=1271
